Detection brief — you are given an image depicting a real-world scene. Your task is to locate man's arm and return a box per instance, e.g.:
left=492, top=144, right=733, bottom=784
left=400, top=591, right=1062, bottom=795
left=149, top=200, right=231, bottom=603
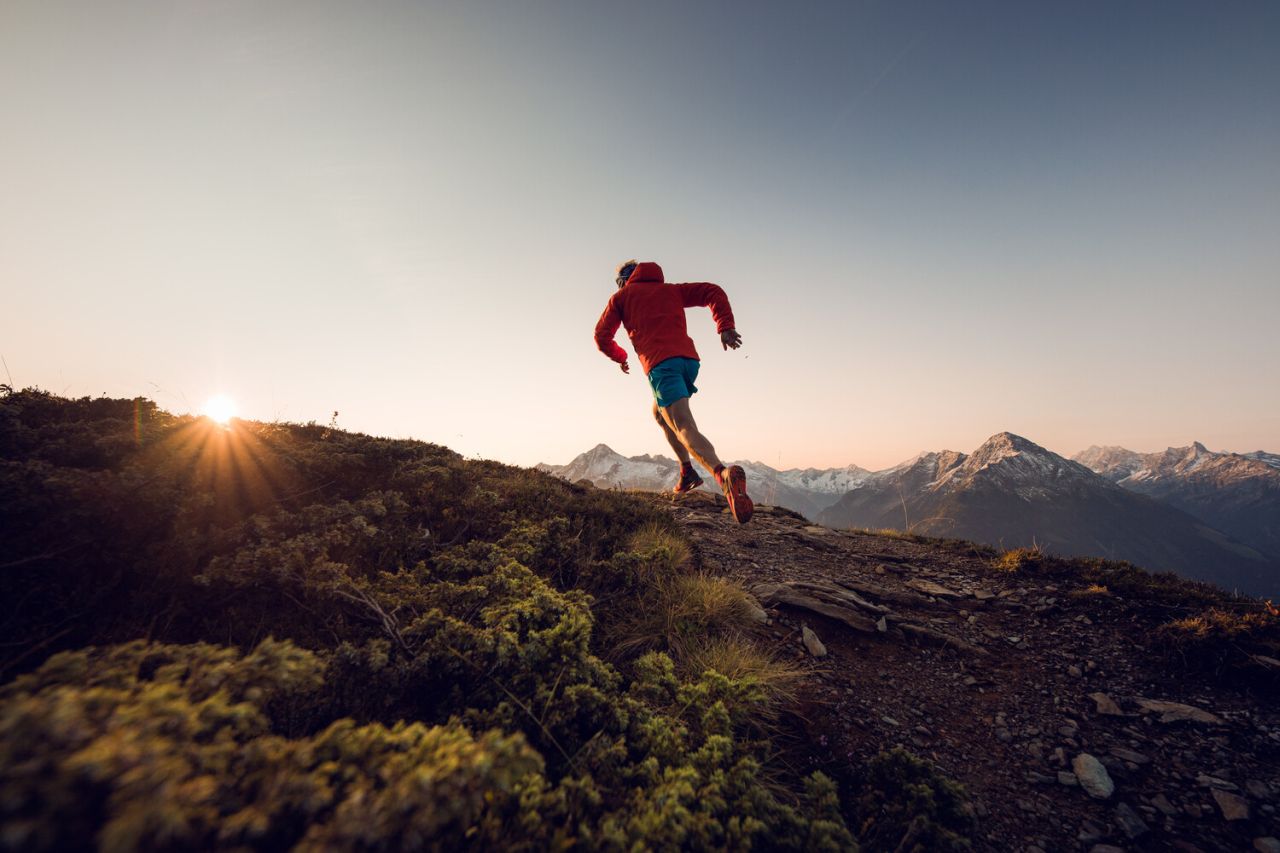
left=677, top=282, right=741, bottom=349
left=593, top=294, right=631, bottom=370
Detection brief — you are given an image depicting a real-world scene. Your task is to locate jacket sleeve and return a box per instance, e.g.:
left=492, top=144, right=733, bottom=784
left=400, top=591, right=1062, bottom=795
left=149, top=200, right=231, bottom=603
left=594, top=294, right=629, bottom=364
left=677, top=283, right=735, bottom=333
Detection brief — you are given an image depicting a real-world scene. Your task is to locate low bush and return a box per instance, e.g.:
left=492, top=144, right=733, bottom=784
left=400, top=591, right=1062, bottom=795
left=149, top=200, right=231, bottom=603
left=854, top=747, right=972, bottom=853
left=0, top=390, right=855, bottom=849
left=0, top=640, right=552, bottom=851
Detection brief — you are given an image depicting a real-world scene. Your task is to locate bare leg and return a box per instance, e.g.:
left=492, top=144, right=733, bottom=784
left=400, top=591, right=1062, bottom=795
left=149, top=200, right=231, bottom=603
left=659, top=397, right=725, bottom=474
left=652, top=401, right=691, bottom=464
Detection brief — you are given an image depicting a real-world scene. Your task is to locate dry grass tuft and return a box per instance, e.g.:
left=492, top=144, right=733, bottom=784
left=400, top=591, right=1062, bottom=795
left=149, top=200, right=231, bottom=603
left=1067, top=583, right=1111, bottom=600
left=681, top=635, right=804, bottom=708
left=1162, top=607, right=1279, bottom=644
left=993, top=546, right=1045, bottom=572
left=610, top=572, right=758, bottom=660
left=857, top=527, right=927, bottom=542
left=626, top=521, right=693, bottom=578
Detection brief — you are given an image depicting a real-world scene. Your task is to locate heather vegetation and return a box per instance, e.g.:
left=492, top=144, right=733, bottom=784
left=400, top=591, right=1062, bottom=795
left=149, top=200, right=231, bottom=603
left=0, top=389, right=859, bottom=850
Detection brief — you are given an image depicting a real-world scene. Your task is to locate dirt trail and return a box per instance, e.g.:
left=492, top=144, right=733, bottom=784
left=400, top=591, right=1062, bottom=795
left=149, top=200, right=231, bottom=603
left=662, top=491, right=1280, bottom=852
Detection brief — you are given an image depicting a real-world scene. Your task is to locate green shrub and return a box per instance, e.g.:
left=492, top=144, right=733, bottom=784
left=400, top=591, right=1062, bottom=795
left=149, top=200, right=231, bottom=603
left=0, top=390, right=855, bottom=849
left=855, top=748, right=971, bottom=852
left=0, top=640, right=552, bottom=852
left=0, top=639, right=853, bottom=851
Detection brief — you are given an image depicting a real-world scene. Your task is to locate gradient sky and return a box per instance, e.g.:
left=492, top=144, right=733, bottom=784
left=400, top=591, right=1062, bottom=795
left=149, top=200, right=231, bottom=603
left=3, top=1, right=1278, bottom=470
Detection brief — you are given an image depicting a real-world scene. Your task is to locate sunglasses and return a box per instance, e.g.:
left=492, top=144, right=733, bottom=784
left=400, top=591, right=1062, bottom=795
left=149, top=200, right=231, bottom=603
left=616, top=265, right=637, bottom=285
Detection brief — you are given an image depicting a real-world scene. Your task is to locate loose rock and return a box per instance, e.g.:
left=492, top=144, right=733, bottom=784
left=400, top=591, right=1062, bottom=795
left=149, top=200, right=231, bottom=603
left=1245, top=780, right=1271, bottom=800
left=1114, top=802, right=1149, bottom=839
left=1089, top=692, right=1125, bottom=716
left=1151, top=793, right=1177, bottom=816
left=743, top=597, right=769, bottom=625
left=1072, top=753, right=1115, bottom=799
left=1212, top=788, right=1250, bottom=821
left=801, top=625, right=827, bottom=658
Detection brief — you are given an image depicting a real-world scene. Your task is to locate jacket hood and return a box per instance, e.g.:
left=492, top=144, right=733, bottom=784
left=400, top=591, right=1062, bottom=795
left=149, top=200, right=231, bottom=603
left=626, top=261, right=664, bottom=285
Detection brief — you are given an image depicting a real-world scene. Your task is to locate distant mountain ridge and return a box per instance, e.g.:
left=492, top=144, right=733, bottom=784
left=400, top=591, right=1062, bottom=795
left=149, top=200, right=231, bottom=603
left=542, top=434, right=1279, bottom=597
left=817, top=432, right=1278, bottom=597
left=1074, top=441, right=1280, bottom=562
left=536, top=444, right=868, bottom=519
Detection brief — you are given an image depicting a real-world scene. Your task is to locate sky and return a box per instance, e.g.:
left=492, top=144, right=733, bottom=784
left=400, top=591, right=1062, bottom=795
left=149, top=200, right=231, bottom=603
left=2, top=0, right=1278, bottom=471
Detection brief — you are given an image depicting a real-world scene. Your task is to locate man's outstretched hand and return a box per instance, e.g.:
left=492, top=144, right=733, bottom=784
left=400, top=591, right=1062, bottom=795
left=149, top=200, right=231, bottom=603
left=721, top=329, right=743, bottom=350
left=620, top=361, right=630, bottom=374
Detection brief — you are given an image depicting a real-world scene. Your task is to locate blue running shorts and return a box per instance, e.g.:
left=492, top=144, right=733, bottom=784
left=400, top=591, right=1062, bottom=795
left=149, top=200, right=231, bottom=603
left=647, top=356, right=700, bottom=408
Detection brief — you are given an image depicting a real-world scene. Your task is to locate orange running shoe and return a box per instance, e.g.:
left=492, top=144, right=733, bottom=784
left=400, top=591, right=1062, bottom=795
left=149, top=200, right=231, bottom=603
left=717, top=465, right=753, bottom=524
left=673, top=465, right=704, bottom=494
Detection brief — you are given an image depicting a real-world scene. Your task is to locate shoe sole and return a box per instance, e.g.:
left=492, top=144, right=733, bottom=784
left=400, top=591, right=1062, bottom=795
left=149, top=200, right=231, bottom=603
left=673, top=475, right=704, bottom=494
left=722, top=465, right=753, bottom=524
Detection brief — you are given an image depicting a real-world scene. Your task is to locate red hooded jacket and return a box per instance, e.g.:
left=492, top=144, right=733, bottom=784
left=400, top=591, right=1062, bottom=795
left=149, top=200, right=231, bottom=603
left=594, top=262, right=736, bottom=375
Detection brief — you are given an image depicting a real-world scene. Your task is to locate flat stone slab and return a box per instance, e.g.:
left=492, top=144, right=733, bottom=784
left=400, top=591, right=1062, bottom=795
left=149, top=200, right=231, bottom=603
left=753, top=583, right=878, bottom=632
left=904, top=578, right=962, bottom=598
left=1135, top=698, right=1224, bottom=725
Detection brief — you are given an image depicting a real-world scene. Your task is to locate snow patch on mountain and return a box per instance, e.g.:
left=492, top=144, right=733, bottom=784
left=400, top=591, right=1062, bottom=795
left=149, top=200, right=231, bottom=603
left=1245, top=451, right=1280, bottom=470
left=772, top=465, right=872, bottom=495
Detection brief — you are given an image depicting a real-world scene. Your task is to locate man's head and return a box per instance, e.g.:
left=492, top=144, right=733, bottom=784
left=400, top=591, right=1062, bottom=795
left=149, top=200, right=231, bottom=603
left=615, top=259, right=638, bottom=289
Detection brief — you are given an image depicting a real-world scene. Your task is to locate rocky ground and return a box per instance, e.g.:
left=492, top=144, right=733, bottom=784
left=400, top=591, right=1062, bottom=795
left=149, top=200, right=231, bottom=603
left=659, top=490, right=1280, bottom=853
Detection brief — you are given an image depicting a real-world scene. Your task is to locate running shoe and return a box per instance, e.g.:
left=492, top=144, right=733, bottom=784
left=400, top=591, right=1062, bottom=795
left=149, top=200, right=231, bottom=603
left=717, top=464, right=754, bottom=524
left=673, top=466, right=704, bottom=494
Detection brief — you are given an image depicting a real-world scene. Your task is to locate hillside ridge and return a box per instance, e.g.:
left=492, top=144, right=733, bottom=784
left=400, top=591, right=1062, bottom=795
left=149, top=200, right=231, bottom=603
left=3, top=390, right=1278, bottom=852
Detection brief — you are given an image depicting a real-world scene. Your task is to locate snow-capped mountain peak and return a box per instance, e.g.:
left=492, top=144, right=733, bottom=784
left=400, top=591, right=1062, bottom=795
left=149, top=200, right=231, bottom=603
left=1073, top=445, right=1143, bottom=479
left=933, top=433, right=1100, bottom=497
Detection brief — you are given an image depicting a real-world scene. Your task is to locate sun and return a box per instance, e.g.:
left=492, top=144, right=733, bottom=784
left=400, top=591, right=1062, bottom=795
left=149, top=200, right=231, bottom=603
left=202, top=394, right=237, bottom=425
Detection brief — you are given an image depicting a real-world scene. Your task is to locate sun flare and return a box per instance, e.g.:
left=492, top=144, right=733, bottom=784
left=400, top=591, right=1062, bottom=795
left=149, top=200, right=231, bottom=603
left=202, top=394, right=237, bottom=425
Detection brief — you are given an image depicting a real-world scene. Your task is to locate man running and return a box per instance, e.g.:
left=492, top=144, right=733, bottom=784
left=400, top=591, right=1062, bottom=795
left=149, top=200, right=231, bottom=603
left=594, top=259, right=753, bottom=524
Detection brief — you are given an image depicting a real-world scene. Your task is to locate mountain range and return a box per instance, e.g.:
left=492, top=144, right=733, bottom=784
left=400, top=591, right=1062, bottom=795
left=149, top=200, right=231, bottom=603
left=540, top=435, right=1280, bottom=597
left=1073, top=442, right=1280, bottom=562
left=536, top=443, right=869, bottom=520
